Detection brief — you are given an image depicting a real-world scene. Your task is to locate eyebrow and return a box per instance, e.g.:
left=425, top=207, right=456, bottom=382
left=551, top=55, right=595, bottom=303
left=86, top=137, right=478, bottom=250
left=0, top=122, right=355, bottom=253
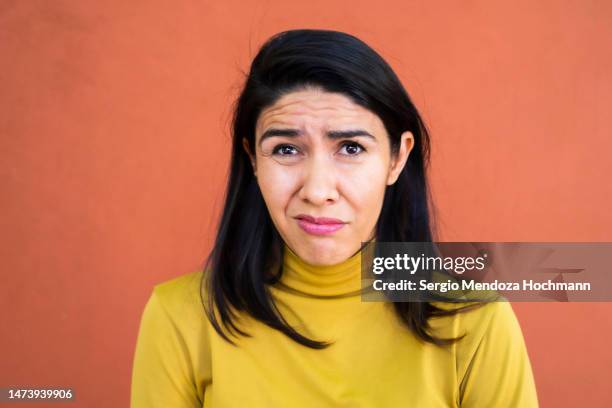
left=258, top=128, right=377, bottom=147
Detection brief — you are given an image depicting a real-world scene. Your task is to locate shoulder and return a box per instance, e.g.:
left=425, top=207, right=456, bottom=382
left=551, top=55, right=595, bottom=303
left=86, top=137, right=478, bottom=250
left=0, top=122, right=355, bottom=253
left=132, top=270, right=212, bottom=405
left=432, top=299, right=528, bottom=373
left=147, top=270, right=208, bottom=331
left=440, top=302, right=538, bottom=406
left=428, top=298, right=523, bottom=347
left=465, top=300, right=525, bottom=348
left=429, top=289, right=513, bottom=323
left=455, top=299, right=520, bottom=338
left=153, top=270, right=204, bottom=303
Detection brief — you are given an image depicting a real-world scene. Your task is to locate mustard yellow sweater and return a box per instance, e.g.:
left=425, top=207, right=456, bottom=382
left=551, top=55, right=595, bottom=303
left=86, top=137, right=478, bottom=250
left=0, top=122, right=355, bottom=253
left=131, top=244, right=538, bottom=407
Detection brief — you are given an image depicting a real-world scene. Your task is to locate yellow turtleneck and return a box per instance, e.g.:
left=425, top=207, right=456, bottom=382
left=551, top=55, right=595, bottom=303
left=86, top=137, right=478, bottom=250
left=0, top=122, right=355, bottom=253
left=131, top=244, right=538, bottom=407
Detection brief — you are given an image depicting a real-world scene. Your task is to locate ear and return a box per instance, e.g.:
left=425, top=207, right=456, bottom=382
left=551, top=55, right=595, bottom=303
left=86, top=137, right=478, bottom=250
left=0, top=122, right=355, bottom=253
left=242, top=137, right=257, bottom=175
left=386, top=131, right=414, bottom=185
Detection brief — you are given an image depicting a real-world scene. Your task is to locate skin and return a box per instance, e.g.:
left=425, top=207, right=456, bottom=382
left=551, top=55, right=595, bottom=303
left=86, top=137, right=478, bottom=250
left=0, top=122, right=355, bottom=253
left=243, top=86, right=414, bottom=266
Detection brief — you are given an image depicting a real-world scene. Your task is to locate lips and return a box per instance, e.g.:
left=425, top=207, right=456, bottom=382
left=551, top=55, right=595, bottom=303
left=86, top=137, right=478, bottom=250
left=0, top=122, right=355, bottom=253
left=295, top=214, right=346, bottom=225
left=295, top=214, right=346, bottom=236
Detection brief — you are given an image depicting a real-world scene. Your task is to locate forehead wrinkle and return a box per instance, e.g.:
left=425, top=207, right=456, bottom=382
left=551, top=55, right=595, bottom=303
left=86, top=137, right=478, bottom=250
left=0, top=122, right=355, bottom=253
left=259, top=104, right=373, bottom=132
left=261, top=91, right=362, bottom=117
left=256, top=92, right=382, bottom=140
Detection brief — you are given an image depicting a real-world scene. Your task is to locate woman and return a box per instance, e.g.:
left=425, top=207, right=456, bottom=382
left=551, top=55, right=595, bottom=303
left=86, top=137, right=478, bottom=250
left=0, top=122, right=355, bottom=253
left=131, top=29, right=538, bottom=407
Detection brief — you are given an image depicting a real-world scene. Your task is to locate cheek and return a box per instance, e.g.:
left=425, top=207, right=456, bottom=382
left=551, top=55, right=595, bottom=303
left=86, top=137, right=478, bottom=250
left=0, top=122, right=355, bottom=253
left=342, top=163, right=387, bottom=204
left=256, top=163, right=298, bottom=214
left=339, top=162, right=388, bottom=211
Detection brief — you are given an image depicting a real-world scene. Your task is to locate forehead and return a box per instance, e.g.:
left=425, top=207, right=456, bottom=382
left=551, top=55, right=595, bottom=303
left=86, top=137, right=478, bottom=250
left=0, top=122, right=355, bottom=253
left=255, top=88, right=383, bottom=134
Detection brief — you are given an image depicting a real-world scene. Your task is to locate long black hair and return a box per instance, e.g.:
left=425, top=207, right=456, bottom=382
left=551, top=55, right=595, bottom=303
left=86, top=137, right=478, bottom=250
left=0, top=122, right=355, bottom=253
left=201, top=28, right=483, bottom=349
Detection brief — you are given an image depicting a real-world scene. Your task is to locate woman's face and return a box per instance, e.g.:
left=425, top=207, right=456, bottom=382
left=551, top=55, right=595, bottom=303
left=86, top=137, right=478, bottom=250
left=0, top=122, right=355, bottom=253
left=245, top=87, right=413, bottom=266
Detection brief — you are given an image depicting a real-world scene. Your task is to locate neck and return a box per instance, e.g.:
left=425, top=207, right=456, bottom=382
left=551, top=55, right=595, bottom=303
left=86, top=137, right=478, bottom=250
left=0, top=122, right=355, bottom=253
left=275, top=242, right=372, bottom=298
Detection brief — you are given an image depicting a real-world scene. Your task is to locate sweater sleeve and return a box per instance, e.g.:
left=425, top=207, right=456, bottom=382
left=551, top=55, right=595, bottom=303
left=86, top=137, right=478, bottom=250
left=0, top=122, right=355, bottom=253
left=130, top=287, right=201, bottom=408
left=457, top=301, right=539, bottom=407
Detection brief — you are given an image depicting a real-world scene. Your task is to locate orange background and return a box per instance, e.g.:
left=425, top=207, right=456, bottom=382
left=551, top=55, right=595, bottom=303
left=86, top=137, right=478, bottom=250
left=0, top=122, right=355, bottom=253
left=1, top=1, right=611, bottom=407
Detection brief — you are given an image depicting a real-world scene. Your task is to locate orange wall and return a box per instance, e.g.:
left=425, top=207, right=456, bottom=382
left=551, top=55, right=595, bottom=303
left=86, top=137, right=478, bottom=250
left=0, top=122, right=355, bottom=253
left=1, top=1, right=611, bottom=406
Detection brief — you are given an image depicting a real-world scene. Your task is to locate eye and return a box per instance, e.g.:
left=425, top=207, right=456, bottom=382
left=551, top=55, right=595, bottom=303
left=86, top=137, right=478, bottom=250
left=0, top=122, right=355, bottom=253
left=339, top=141, right=365, bottom=156
left=272, top=144, right=299, bottom=156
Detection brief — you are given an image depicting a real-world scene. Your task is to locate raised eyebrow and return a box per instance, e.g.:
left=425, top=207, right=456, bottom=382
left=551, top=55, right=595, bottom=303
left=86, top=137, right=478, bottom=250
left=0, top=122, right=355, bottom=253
left=258, top=128, right=376, bottom=147
left=259, top=128, right=301, bottom=147
left=327, top=129, right=376, bottom=140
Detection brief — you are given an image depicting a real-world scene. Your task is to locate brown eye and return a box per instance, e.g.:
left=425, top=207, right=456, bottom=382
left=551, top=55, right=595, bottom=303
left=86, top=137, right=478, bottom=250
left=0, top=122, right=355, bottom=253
left=339, top=141, right=365, bottom=156
left=273, top=144, right=299, bottom=155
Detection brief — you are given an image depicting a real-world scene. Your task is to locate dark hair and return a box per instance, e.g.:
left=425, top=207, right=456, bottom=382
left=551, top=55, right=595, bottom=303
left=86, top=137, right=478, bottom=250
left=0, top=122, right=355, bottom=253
left=201, top=28, right=483, bottom=349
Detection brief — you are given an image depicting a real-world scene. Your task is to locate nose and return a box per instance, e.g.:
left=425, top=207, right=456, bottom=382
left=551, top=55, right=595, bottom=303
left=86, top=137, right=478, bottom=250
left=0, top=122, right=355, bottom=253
left=298, top=153, right=339, bottom=206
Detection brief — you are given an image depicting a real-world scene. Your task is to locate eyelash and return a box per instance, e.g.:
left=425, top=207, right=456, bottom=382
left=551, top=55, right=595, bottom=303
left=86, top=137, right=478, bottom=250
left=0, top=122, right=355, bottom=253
left=272, top=141, right=366, bottom=156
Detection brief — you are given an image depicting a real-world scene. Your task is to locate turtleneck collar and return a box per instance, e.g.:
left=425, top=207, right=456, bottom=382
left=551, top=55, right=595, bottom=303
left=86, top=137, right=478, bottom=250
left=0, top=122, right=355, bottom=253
left=274, top=243, right=366, bottom=298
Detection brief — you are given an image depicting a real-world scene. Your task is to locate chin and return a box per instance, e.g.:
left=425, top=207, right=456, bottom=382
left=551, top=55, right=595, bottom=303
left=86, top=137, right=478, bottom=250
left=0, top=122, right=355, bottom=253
left=308, top=252, right=341, bottom=266
left=298, top=239, right=349, bottom=266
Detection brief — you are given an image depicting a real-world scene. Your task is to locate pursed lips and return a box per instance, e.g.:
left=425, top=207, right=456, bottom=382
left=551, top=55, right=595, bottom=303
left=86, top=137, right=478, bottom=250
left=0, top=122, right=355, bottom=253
left=294, top=214, right=347, bottom=235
